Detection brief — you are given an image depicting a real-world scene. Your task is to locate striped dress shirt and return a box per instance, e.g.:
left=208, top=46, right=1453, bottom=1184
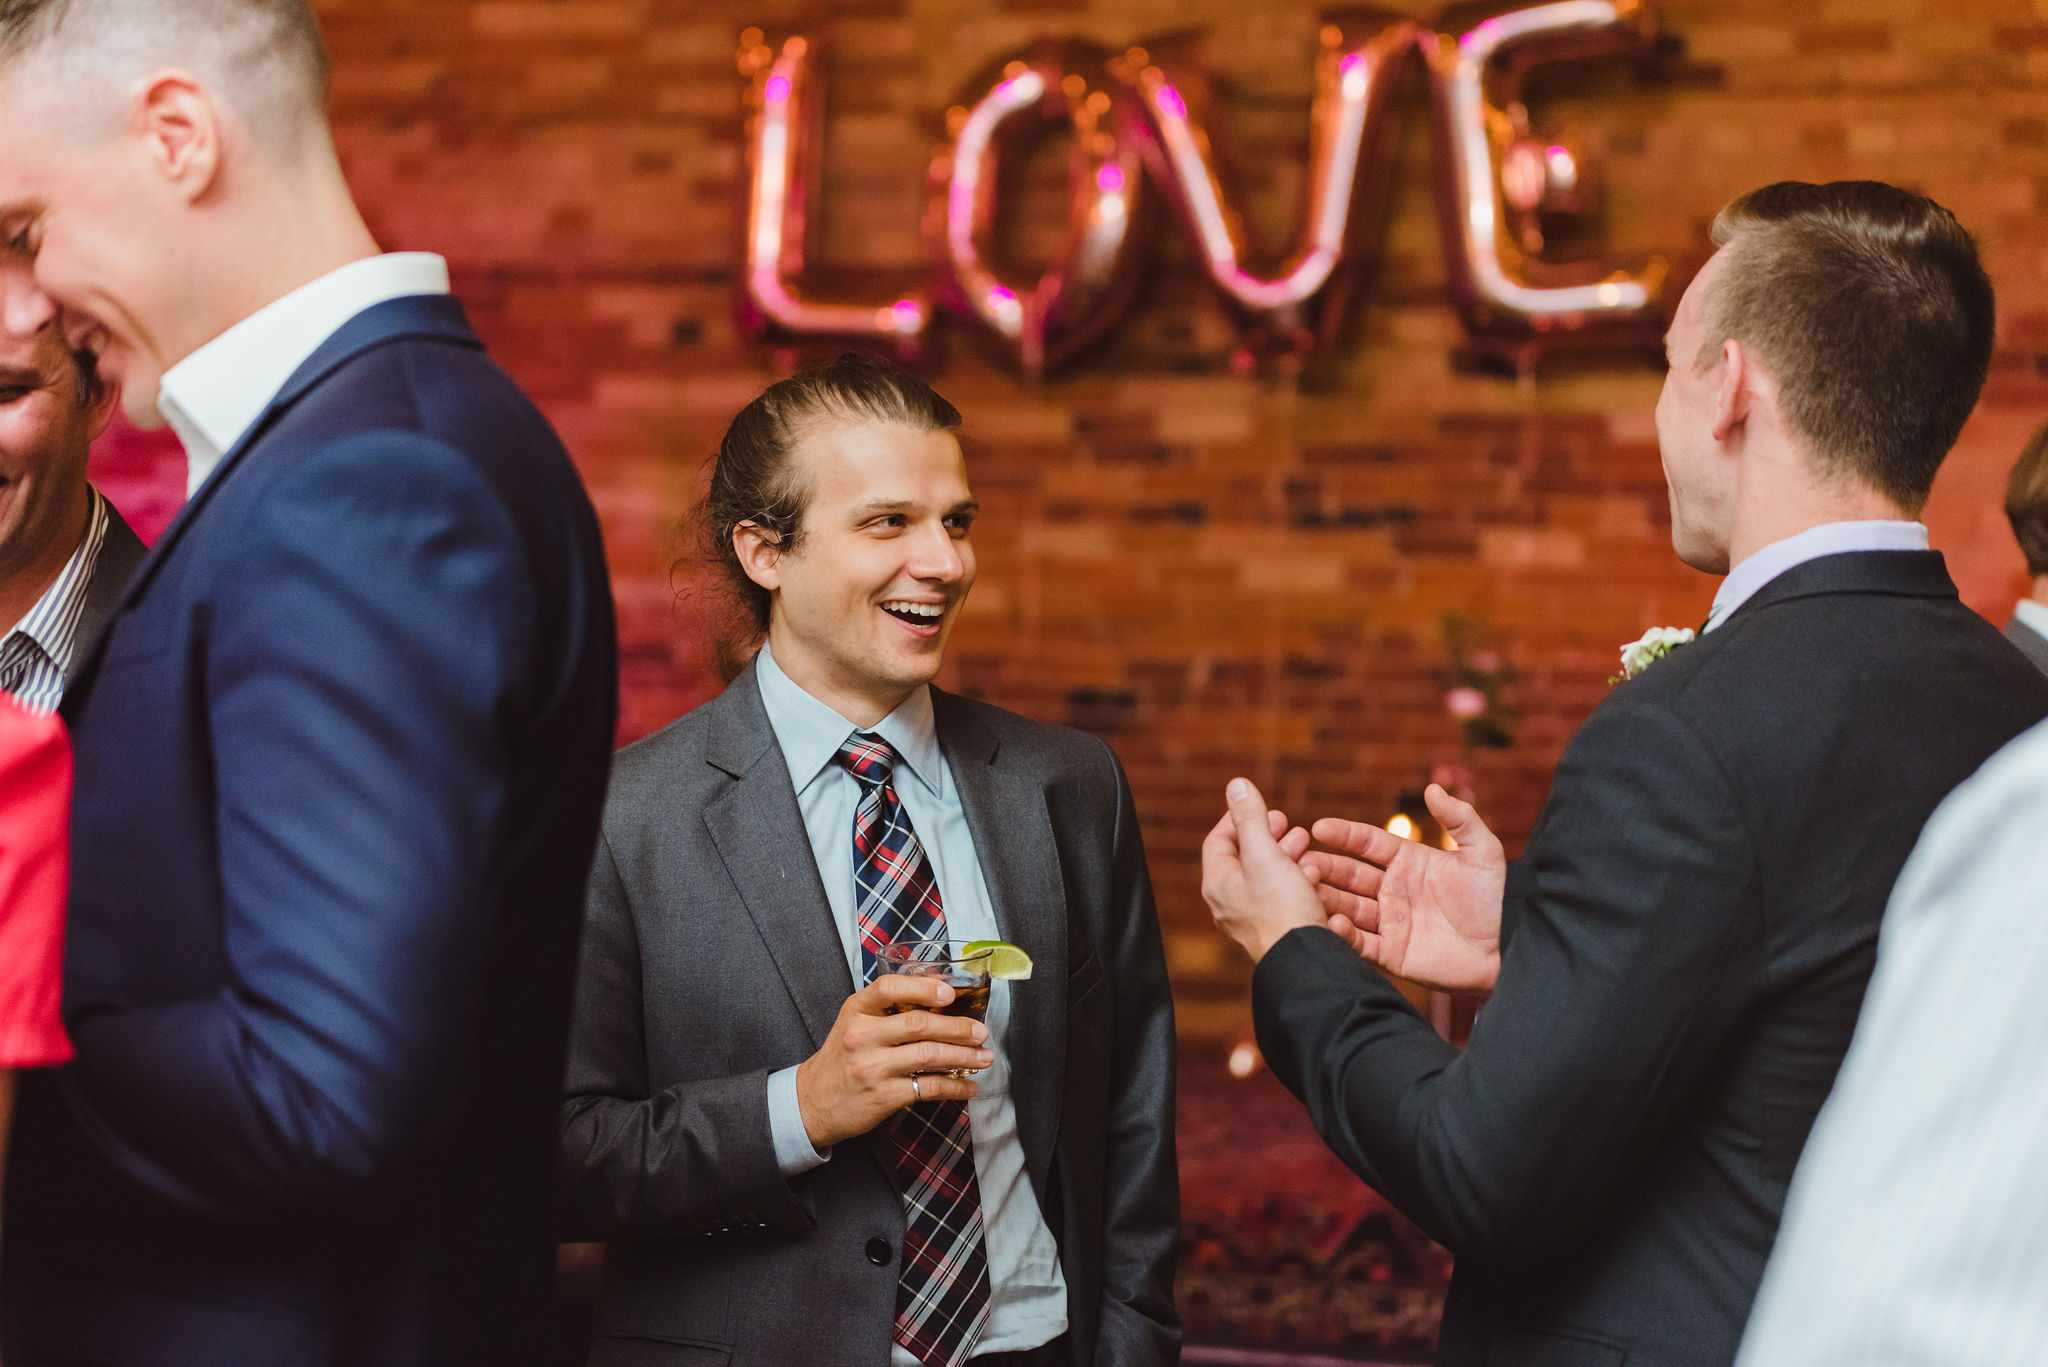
left=1735, top=716, right=2048, bottom=1366
left=0, top=488, right=111, bottom=714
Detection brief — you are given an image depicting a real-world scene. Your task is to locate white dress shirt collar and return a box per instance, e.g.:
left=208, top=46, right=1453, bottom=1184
left=158, top=252, right=452, bottom=498
left=2014, top=597, right=2048, bottom=641
left=1704, top=520, right=1930, bottom=632
left=753, top=639, right=945, bottom=801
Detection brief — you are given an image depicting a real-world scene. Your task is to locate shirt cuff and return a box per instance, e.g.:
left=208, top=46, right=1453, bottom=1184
left=767, top=1065, right=830, bottom=1177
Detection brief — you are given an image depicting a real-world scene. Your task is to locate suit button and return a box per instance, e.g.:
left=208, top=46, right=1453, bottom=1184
left=865, top=1238, right=892, bottom=1266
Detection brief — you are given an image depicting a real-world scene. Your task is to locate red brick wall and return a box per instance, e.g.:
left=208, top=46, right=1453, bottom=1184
left=98, top=1, right=2048, bottom=1042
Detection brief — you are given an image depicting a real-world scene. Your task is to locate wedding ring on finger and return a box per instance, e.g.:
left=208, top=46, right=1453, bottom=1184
left=909, top=1074, right=923, bottom=1103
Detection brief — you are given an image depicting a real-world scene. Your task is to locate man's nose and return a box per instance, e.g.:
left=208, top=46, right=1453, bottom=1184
left=909, top=523, right=965, bottom=581
left=0, top=265, right=58, bottom=338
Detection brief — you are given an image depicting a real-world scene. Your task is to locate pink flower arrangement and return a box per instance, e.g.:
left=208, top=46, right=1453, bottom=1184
left=1444, top=686, right=1488, bottom=719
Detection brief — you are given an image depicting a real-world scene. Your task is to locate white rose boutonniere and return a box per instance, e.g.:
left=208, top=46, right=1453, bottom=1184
left=1612, top=626, right=1696, bottom=684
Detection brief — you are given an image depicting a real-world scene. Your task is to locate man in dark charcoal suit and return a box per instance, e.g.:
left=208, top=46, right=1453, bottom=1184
left=1201, top=181, right=2048, bottom=1367
left=0, top=284, right=145, bottom=712
left=561, top=355, right=1179, bottom=1367
left=0, top=3, right=617, bottom=1365
left=2001, top=422, right=2048, bottom=676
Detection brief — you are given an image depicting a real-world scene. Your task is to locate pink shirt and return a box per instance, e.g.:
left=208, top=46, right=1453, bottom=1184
left=0, top=695, right=72, bottom=1068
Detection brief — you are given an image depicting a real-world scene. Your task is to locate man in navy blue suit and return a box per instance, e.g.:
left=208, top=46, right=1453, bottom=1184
left=0, top=3, right=618, bottom=1364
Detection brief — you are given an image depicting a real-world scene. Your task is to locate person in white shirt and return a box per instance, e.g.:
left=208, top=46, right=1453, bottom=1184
left=1735, top=716, right=2048, bottom=1367
left=2000, top=424, right=2048, bottom=676
left=0, top=4, right=617, bottom=1365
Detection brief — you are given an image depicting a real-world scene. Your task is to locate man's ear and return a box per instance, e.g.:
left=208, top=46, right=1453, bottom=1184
left=83, top=375, right=119, bottom=442
left=733, top=522, right=783, bottom=593
left=131, top=70, right=222, bottom=205
left=1710, top=337, right=1751, bottom=445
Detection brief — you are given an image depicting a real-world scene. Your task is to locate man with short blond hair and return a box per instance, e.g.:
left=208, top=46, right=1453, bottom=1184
left=1204, top=181, right=2048, bottom=1367
left=0, top=2, right=618, bottom=1364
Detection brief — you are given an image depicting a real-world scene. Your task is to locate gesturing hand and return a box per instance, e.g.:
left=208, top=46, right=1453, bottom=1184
left=794, top=975, right=994, bottom=1151
left=1202, top=777, right=1326, bottom=964
left=1300, top=782, right=1507, bottom=992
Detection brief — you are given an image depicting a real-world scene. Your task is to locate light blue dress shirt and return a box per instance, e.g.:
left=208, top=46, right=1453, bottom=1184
left=1704, top=519, right=1929, bottom=632
left=755, top=642, right=1068, bottom=1360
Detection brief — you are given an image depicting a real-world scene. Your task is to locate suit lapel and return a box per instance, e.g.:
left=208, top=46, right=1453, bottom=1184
left=936, top=693, right=1069, bottom=1201
left=65, top=503, right=146, bottom=689
left=2005, top=615, right=2048, bottom=678
left=700, top=662, right=856, bottom=1049
left=62, top=296, right=484, bottom=712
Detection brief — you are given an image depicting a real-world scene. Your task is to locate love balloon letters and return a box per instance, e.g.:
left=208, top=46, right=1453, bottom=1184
left=737, top=1, right=1669, bottom=376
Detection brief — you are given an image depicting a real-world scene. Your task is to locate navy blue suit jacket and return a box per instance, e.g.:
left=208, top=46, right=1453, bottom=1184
left=1, top=295, right=618, bottom=1367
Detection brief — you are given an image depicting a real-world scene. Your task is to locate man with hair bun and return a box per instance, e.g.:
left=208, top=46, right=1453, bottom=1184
left=0, top=2, right=618, bottom=1365
left=560, top=354, right=1179, bottom=1367
left=1203, top=181, right=2048, bottom=1366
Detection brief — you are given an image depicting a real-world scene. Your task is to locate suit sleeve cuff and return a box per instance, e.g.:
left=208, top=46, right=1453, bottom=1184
left=1252, top=926, right=1425, bottom=1083
left=767, top=1065, right=830, bottom=1177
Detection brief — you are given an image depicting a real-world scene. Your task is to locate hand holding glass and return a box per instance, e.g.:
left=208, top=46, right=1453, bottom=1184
left=880, top=939, right=994, bottom=1078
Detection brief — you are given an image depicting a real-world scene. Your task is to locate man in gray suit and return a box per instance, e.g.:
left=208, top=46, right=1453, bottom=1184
left=560, top=355, right=1180, bottom=1367
left=0, top=301, right=145, bottom=712
left=2004, top=423, right=2048, bottom=676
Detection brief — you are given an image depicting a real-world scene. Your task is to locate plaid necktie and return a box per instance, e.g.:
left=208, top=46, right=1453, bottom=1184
left=834, top=733, right=993, bottom=1367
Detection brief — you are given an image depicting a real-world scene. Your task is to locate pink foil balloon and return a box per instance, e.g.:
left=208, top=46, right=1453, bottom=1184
left=734, top=6, right=1669, bottom=372
left=1424, top=0, right=1668, bottom=340
left=1125, top=18, right=1423, bottom=357
left=924, top=42, right=1150, bottom=378
left=736, top=31, right=929, bottom=354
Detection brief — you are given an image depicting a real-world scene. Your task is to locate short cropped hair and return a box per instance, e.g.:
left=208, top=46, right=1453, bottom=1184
left=2008, top=423, right=2048, bottom=578
left=0, top=0, right=329, bottom=152
left=697, top=354, right=963, bottom=638
left=1703, top=181, right=1995, bottom=512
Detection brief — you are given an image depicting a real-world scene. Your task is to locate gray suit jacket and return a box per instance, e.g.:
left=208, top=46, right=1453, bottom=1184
left=65, top=494, right=147, bottom=688
left=2004, top=613, right=2048, bottom=679
left=560, top=661, right=1181, bottom=1367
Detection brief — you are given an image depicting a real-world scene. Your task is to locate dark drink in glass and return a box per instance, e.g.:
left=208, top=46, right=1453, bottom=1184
left=880, top=939, right=995, bottom=1076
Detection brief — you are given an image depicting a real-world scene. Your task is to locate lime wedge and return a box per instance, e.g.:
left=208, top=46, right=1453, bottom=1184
left=962, top=940, right=1034, bottom=980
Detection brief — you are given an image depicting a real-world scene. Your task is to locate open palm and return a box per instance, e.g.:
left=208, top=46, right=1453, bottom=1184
left=1299, top=784, right=1506, bottom=992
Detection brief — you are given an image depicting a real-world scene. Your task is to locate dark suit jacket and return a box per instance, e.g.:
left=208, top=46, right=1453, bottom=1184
left=1252, top=551, right=2048, bottom=1367
left=559, top=662, right=1180, bottom=1367
left=66, top=494, right=146, bottom=687
left=1, top=296, right=619, bottom=1367
left=2005, top=611, right=2048, bottom=678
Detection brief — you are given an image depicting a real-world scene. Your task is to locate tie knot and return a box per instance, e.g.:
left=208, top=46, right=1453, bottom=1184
left=835, top=732, right=899, bottom=786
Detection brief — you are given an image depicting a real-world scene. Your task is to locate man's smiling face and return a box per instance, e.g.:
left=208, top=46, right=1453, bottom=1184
left=0, top=73, right=184, bottom=427
left=0, top=320, right=112, bottom=587
left=756, top=420, right=977, bottom=723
